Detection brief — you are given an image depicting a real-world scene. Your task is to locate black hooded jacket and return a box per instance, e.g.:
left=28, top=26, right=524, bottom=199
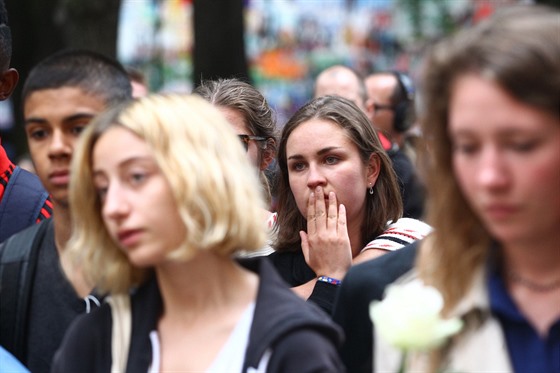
left=51, top=258, right=344, bottom=372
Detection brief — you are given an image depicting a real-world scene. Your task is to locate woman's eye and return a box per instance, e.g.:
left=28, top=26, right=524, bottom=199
left=290, top=162, right=306, bottom=172
left=130, top=173, right=146, bottom=184
left=95, top=186, right=108, bottom=201
left=510, top=141, right=537, bottom=152
left=453, top=143, right=478, bottom=155
left=325, top=156, right=339, bottom=165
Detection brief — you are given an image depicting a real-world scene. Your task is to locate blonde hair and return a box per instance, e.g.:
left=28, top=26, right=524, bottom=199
left=67, top=94, right=268, bottom=294
left=417, top=4, right=560, bottom=313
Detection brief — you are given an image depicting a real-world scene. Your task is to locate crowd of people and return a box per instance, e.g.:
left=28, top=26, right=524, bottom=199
left=0, top=1, right=558, bottom=372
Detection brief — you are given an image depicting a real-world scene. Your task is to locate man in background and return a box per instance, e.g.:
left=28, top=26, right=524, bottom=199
left=0, top=49, right=132, bottom=373
left=314, top=65, right=425, bottom=218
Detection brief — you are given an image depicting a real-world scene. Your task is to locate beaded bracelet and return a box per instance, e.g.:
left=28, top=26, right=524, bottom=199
left=317, top=276, right=342, bottom=286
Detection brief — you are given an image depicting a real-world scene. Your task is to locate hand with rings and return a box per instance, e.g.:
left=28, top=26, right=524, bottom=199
left=300, top=186, right=352, bottom=280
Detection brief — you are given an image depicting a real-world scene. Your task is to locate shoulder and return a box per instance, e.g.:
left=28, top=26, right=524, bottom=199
left=51, top=303, right=112, bottom=372
left=265, top=328, right=345, bottom=373
left=364, top=218, right=432, bottom=253
left=344, top=241, right=420, bottom=301
left=266, top=250, right=313, bottom=286
left=0, top=219, right=52, bottom=281
left=0, top=219, right=52, bottom=253
left=254, top=258, right=331, bottom=320
left=245, top=259, right=343, bottom=368
left=389, top=149, right=414, bottom=173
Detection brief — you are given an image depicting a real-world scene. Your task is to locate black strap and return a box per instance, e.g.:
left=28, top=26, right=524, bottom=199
left=0, top=166, right=49, bottom=243
left=0, top=219, right=50, bottom=361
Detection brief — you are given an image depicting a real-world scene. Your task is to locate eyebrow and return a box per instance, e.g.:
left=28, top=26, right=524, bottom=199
left=24, top=113, right=97, bottom=126
left=287, top=146, right=341, bottom=161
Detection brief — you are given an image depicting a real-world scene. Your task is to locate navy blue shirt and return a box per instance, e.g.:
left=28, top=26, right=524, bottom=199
left=489, top=270, right=560, bottom=373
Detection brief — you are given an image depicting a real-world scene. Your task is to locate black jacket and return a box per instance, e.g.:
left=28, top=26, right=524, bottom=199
left=389, top=148, right=425, bottom=219
left=332, top=241, right=419, bottom=373
left=52, top=258, right=345, bottom=372
left=267, top=249, right=340, bottom=314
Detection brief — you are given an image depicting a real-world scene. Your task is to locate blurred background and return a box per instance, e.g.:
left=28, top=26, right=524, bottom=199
left=2, top=0, right=557, bottom=159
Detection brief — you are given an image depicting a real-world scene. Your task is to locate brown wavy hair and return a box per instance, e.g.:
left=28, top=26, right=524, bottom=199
left=273, top=95, right=402, bottom=253
left=416, top=4, right=560, bottom=313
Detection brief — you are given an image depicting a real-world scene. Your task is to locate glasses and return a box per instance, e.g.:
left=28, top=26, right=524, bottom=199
left=372, top=103, right=395, bottom=114
left=237, top=134, right=268, bottom=151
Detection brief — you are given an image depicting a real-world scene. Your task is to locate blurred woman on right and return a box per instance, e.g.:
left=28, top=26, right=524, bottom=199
left=374, top=5, right=559, bottom=372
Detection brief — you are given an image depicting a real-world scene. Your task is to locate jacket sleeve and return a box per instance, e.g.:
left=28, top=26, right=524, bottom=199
left=265, top=328, right=345, bottom=373
left=51, top=305, right=113, bottom=373
left=307, top=280, right=339, bottom=314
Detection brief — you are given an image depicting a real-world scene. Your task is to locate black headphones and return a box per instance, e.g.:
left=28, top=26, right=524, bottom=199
left=391, top=71, right=415, bottom=133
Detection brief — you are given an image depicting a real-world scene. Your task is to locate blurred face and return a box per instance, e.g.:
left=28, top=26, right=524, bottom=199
left=24, top=87, right=106, bottom=206
left=93, top=126, right=186, bottom=267
left=449, top=74, right=560, bottom=249
left=365, top=74, right=396, bottom=135
left=286, top=118, right=379, bottom=230
left=219, top=106, right=262, bottom=170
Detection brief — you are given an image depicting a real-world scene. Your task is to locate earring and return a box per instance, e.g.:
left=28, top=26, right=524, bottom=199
left=368, top=183, right=374, bottom=195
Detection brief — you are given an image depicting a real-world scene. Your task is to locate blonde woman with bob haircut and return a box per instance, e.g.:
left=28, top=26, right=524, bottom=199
left=52, top=94, right=344, bottom=373
left=373, top=5, right=560, bottom=373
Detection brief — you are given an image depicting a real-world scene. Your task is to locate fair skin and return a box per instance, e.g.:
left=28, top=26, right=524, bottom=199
left=314, top=66, right=366, bottom=111
left=365, top=73, right=404, bottom=146
left=314, top=70, right=398, bottom=261
left=219, top=106, right=266, bottom=170
left=219, top=106, right=275, bottom=216
left=130, top=80, right=148, bottom=98
left=93, top=126, right=259, bottom=371
left=287, top=119, right=380, bottom=296
left=449, top=74, right=560, bottom=336
left=23, top=86, right=106, bottom=297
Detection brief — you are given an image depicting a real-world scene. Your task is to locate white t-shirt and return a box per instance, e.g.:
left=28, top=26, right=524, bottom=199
left=148, top=303, right=256, bottom=373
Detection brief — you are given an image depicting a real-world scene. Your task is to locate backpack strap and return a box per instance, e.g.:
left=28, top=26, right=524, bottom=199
left=0, top=166, right=50, bottom=243
left=0, top=219, right=50, bottom=361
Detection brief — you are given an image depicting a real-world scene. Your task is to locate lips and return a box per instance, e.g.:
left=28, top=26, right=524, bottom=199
left=483, top=204, right=519, bottom=220
left=117, top=229, right=143, bottom=248
left=48, top=170, right=70, bottom=186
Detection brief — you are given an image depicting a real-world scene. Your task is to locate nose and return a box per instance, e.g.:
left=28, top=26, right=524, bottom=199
left=477, top=147, right=510, bottom=191
left=48, top=130, right=71, bottom=159
left=102, top=183, right=130, bottom=222
left=306, top=163, right=327, bottom=190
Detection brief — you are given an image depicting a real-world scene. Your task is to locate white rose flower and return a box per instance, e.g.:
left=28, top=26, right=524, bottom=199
left=370, top=281, right=463, bottom=351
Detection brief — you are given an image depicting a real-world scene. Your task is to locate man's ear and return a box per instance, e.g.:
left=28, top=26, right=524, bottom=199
left=0, top=68, right=19, bottom=101
left=365, top=98, right=376, bottom=119
left=366, top=153, right=381, bottom=187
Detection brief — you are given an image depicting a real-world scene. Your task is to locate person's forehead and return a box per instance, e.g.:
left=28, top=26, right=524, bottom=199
left=25, top=86, right=106, bottom=106
left=23, top=86, right=108, bottom=120
left=366, top=75, right=396, bottom=99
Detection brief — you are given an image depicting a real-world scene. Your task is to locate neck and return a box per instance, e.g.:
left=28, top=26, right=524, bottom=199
left=348, top=220, right=363, bottom=258
left=155, top=253, right=258, bottom=323
left=501, top=239, right=560, bottom=289
left=52, top=201, right=72, bottom=254
left=52, top=200, right=93, bottom=297
left=501, top=239, right=560, bottom=336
